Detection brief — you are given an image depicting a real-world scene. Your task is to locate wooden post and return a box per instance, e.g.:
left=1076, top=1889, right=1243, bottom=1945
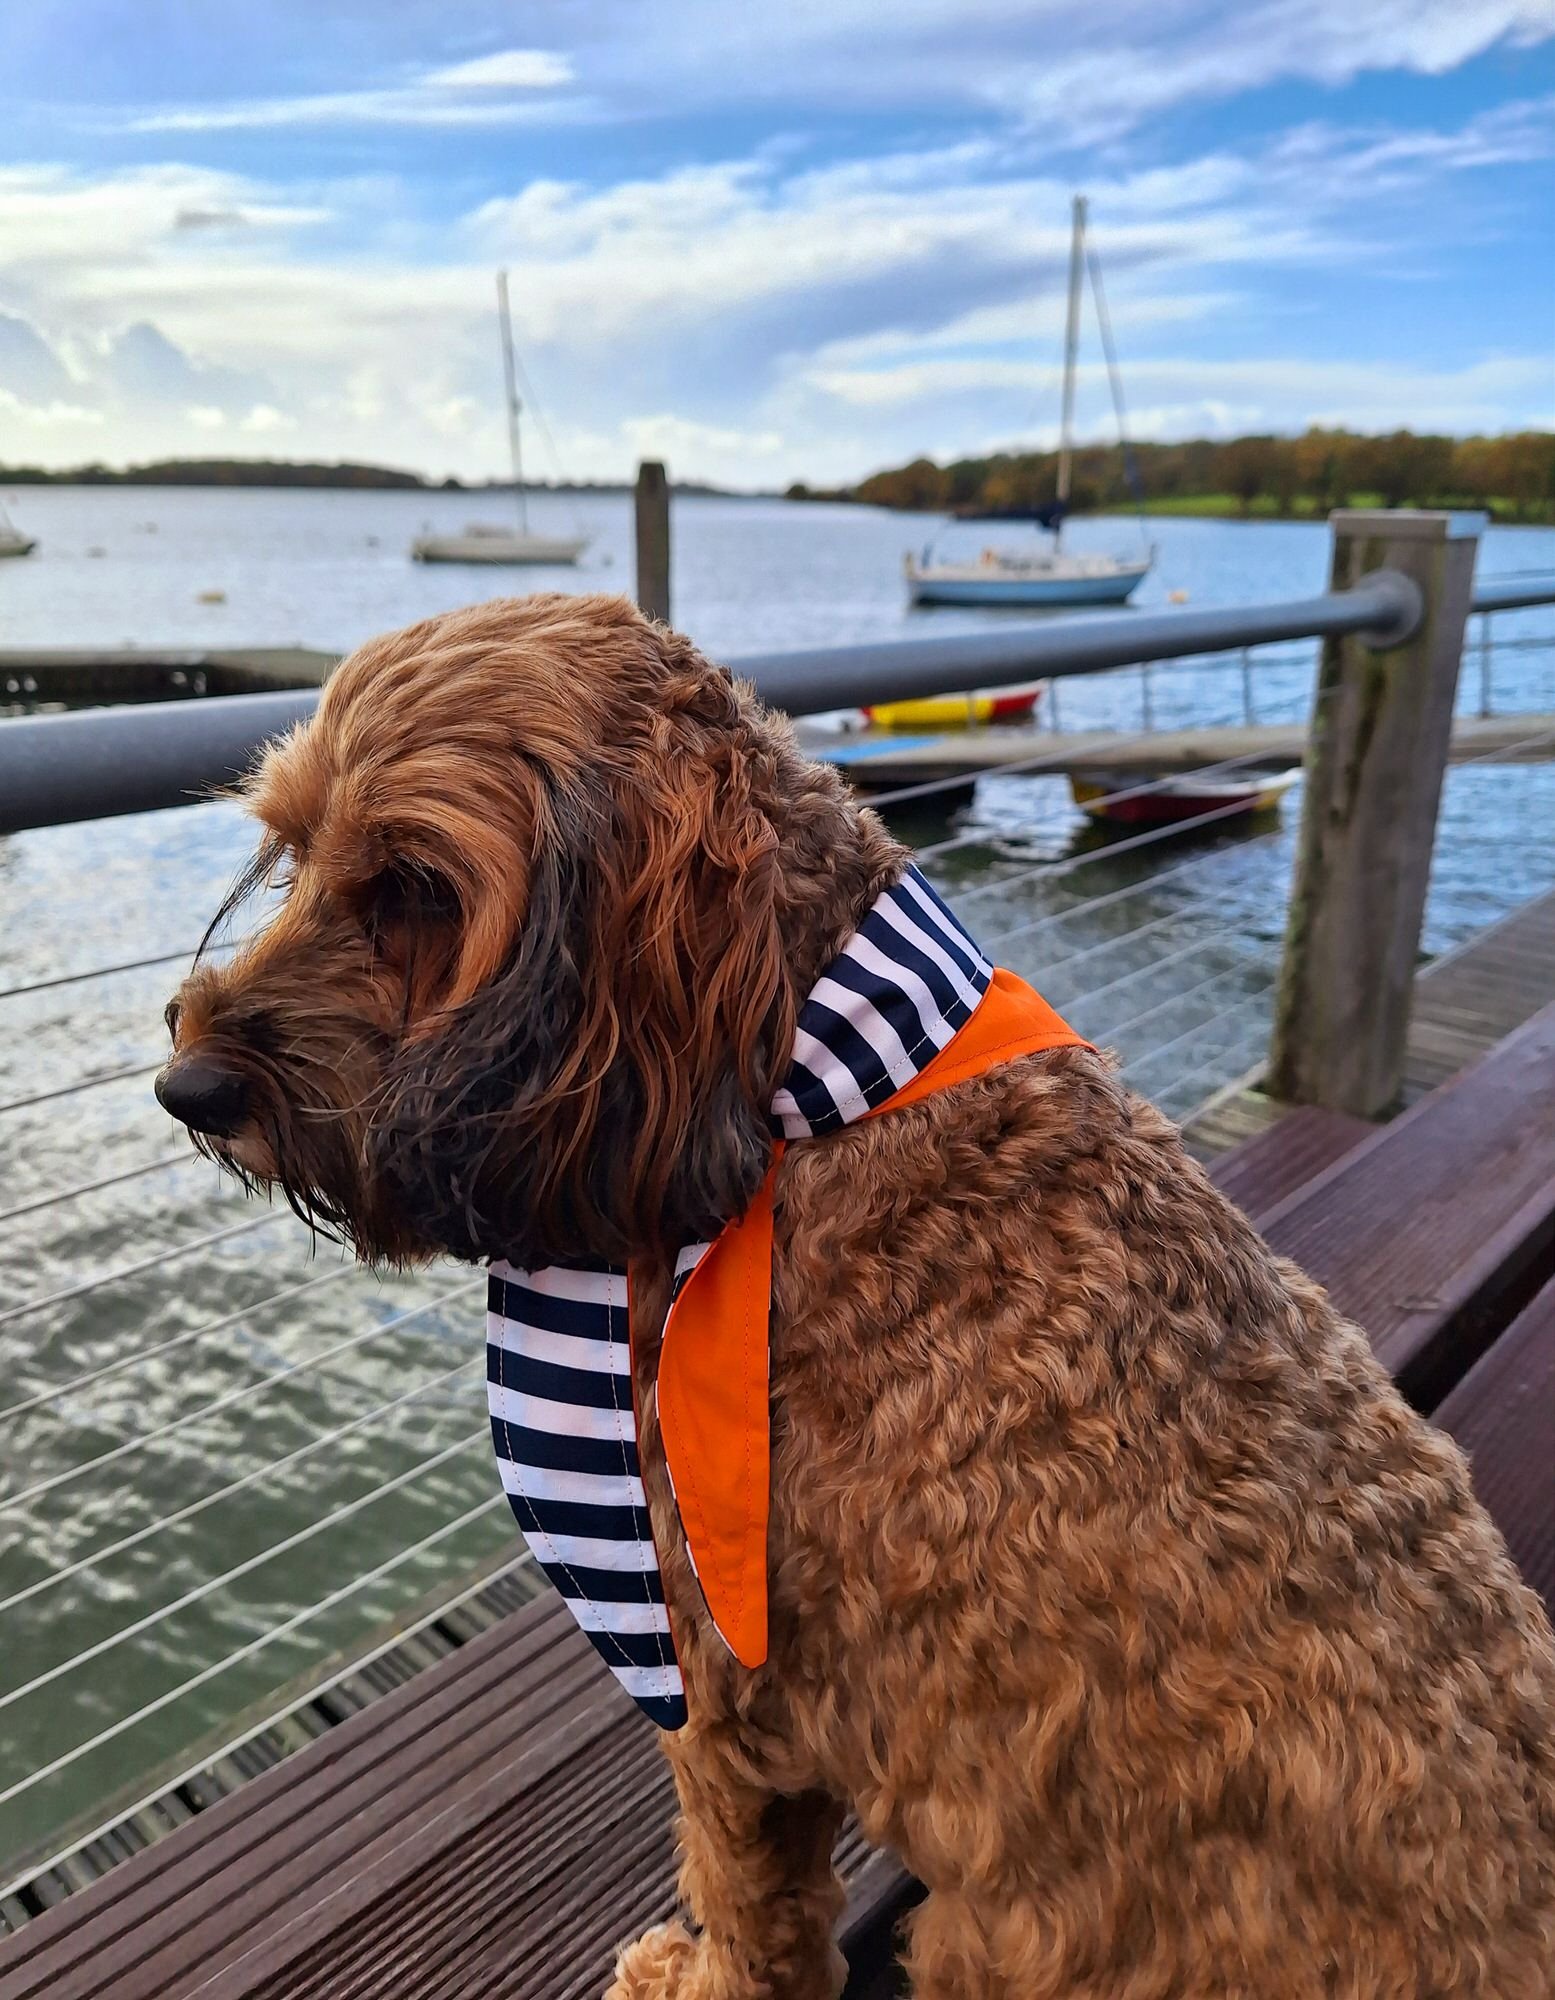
left=634, top=461, right=671, bottom=625
left=1267, top=510, right=1483, bottom=1116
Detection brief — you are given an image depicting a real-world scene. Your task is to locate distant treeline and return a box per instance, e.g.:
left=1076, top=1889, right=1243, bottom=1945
left=788, top=429, right=1555, bottom=523
left=0, top=458, right=739, bottom=496
left=1, top=458, right=433, bottom=489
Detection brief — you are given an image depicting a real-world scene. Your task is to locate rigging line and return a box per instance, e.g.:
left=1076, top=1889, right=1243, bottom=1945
left=0, top=1356, right=480, bottom=1618
left=0, top=1210, right=285, bottom=1330
left=0, top=1492, right=510, bottom=1812
left=0, top=1424, right=490, bottom=1714
left=1085, top=239, right=1148, bottom=536
left=0, top=1149, right=188, bottom=1227
left=0, top=1277, right=478, bottom=1513
left=0, top=1057, right=161, bottom=1116
left=970, top=826, right=1286, bottom=958
left=0, top=1263, right=355, bottom=1421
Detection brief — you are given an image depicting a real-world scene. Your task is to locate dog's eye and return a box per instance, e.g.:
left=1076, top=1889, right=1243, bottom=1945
left=360, top=864, right=458, bottom=943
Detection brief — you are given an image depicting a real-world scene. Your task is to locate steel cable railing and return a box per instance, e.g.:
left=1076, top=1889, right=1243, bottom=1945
left=0, top=1538, right=539, bottom=1907
left=0, top=1355, right=480, bottom=1617
left=0, top=1263, right=356, bottom=1420
left=0, top=1149, right=188, bottom=1228
left=2, top=605, right=1548, bottom=1870
left=0, top=942, right=217, bottom=1005
left=0, top=1424, right=490, bottom=1717
left=0, top=1490, right=512, bottom=1814
left=1, top=1278, right=476, bottom=1512
left=0, top=1057, right=162, bottom=1116
left=0, top=1210, right=284, bottom=1330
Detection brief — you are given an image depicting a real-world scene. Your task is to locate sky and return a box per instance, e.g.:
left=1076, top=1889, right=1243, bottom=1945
left=0, top=2, right=1552, bottom=488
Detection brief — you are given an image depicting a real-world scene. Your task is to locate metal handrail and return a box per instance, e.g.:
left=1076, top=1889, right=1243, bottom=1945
left=0, top=568, right=1439, bottom=836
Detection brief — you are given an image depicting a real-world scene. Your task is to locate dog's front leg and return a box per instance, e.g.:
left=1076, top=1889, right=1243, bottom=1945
left=608, top=1731, right=847, bottom=2000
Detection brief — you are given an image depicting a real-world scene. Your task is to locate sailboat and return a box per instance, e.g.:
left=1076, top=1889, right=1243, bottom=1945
left=0, top=501, right=37, bottom=559
left=905, top=197, right=1154, bottom=608
left=411, top=273, right=588, bottom=567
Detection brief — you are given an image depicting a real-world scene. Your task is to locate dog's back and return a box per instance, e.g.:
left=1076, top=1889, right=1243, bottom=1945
left=747, top=1047, right=1555, bottom=1996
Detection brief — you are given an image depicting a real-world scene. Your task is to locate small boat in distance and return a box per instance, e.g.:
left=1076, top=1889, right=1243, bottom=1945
left=0, top=502, right=37, bottom=559
left=906, top=195, right=1154, bottom=609
left=412, top=273, right=588, bottom=568
left=903, top=546, right=1150, bottom=608
left=1069, top=767, right=1297, bottom=828
left=864, top=682, right=1046, bottom=730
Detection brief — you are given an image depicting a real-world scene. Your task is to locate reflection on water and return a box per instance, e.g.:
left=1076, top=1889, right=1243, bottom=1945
left=1, top=493, right=1553, bottom=1867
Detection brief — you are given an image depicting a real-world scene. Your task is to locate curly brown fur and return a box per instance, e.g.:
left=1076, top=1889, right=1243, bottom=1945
left=162, top=594, right=1555, bottom=1999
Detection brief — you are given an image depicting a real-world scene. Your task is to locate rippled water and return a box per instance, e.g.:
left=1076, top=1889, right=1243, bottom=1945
left=2, top=489, right=1552, bottom=1868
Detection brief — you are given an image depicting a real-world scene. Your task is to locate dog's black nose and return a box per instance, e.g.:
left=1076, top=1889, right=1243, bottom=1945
left=155, top=1057, right=249, bottom=1137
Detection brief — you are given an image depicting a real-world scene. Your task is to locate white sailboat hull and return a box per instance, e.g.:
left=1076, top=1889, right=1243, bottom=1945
left=411, top=529, right=587, bottom=566
left=905, top=549, right=1152, bottom=607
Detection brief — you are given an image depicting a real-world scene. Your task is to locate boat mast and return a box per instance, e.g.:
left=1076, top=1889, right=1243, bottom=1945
left=496, top=269, right=528, bottom=534
left=1054, top=193, right=1087, bottom=546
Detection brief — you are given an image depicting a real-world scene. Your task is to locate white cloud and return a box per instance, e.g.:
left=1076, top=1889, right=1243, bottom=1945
left=2, top=82, right=1550, bottom=487
left=117, top=47, right=581, bottom=133
left=623, top=414, right=787, bottom=461
left=239, top=403, right=296, bottom=434
left=423, top=50, right=574, bottom=91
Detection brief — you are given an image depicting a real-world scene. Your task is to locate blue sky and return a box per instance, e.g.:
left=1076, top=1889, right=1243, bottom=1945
left=1, top=2, right=1552, bottom=485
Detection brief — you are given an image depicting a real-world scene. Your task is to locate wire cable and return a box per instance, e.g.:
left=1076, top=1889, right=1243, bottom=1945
left=0, top=1057, right=161, bottom=1117
left=0, top=1356, right=480, bottom=1618
left=0, top=1263, right=357, bottom=1421
left=0, top=1277, right=477, bottom=1512
left=0, top=1210, right=284, bottom=1331
left=0, top=945, right=208, bottom=1004
left=0, top=1424, right=489, bottom=1715
left=0, top=1491, right=510, bottom=1812
left=0, top=1149, right=188, bottom=1227
left=0, top=1542, right=537, bottom=1904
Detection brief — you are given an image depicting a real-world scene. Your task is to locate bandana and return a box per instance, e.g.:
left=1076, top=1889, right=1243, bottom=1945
left=487, top=866, right=1086, bottom=1729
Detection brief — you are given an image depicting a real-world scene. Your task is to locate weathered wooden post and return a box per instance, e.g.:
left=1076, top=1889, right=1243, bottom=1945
left=634, top=461, right=671, bottom=624
left=1268, top=510, right=1483, bottom=1117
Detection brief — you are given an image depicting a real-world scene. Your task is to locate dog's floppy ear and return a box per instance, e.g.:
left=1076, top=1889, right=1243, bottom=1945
left=366, top=662, right=795, bottom=1266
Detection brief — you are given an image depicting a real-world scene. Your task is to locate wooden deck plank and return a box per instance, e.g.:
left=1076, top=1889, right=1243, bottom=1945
left=1, top=1599, right=579, bottom=1997
left=1202, top=1105, right=1372, bottom=1218
left=1259, top=1001, right=1555, bottom=1409
left=1185, top=884, right=1555, bottom=1162
left=1434, top=1278, right=1555, bottom=1618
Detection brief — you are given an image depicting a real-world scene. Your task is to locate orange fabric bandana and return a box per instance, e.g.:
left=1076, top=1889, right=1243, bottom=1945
left=489, top=867, right=1088, bottom=1728
left=655, top=965, right=1088, bottom=1672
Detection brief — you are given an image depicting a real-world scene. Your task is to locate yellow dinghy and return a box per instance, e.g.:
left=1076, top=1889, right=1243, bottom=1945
left=864, top=683, right=1045, bottom=731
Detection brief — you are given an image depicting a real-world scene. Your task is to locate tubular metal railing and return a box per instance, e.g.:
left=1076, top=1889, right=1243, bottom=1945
left=1, top=566, right=1553, bottom=1889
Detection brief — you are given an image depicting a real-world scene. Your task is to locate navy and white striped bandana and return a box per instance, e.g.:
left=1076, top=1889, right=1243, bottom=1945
left=487, top=865, right=991, bottom=1728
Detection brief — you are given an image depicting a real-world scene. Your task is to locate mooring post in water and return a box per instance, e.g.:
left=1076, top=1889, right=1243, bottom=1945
left=1268, top=509, right=1484, bottom=1117
left=634, top=461, right=671, bottom=625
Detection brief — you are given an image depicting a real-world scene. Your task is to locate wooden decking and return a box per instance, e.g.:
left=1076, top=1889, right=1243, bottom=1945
left=1187, top=880, right=1555, bottom=1155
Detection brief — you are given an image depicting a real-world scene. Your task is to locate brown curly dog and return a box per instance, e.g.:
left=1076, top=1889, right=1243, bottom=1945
left=158, top=595, right=1555, bottom=1998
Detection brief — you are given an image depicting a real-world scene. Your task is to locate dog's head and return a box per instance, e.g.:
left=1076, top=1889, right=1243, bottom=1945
left=158, top=593, right=884, bottom=1267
